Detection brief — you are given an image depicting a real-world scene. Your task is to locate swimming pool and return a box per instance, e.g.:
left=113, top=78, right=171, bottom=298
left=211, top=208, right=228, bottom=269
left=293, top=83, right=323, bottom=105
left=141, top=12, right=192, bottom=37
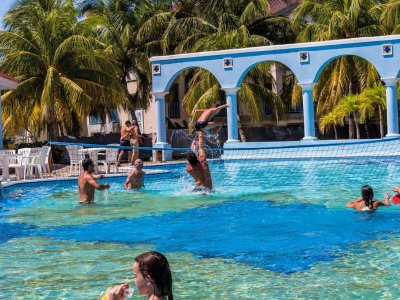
left=1, top=157, right=400, bottom=299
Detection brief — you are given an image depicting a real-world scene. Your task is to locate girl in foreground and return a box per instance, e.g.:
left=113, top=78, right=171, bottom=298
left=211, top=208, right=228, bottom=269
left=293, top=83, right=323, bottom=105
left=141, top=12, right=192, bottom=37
left=106, top=251, right=173, bottom=300
left=346, top=185, right=390, bottom=211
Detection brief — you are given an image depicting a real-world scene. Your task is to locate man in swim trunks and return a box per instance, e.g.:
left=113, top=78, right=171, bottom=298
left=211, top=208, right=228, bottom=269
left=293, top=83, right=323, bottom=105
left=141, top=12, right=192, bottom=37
left=78, top=158, right=110, bottom=204
left=118, top=120, right=132, bottom=165
left=130, top=120, right=142, bottom=165
left=194, top=102, right=229, bottom=133
left=186, top=132, right=212, bottom=191
left=124, top=159, right=145, bottom=190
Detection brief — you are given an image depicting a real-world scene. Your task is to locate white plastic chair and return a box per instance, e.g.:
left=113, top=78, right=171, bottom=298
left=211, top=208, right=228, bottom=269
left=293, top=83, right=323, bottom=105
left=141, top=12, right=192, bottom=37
left=65, top=145, right=84, bottom=176
left=9, top=148, right=31, bottom=179
left=25, top=147, right=51, bottom=179
left=97, top=145, right=120, bottom=174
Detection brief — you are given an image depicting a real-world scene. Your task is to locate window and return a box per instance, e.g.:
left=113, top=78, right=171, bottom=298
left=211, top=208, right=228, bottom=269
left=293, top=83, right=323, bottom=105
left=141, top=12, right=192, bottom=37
left=89, top=115, right=102, bottom=125
left=168, top=101, right=180, bottom=118
left=288, top=102, right=303, bottom=113
left=110, top=109, right=119, bottom=123
left=89, top=109, right=119, bottom=125
left=263, top=101, right=272, bottom=114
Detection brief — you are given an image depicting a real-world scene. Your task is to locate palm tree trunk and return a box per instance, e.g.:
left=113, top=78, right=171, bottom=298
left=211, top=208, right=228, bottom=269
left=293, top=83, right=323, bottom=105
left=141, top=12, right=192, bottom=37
left=334, top=125, right=338, bottom=140
left=237, top=114, right=246, bottom=142
left=379, top=106, right=384, bottom=138
left=348, top=117, right=354, bottom=139
left=353, top=113, right=360, bottom=139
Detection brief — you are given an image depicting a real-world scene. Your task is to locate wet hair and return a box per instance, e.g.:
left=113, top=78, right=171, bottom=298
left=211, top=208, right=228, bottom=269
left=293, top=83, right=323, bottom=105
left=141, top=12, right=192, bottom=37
left=186, top=151, right=198, bottom=165
left=213, top=102, right=221, bottom=107
left=125, top=120, right=131, bottom=125
left=135, top=251, right=173, bottom=300
left=361, top=185, right=374, bottom=209
left=82, top=158, right=94, bottom=171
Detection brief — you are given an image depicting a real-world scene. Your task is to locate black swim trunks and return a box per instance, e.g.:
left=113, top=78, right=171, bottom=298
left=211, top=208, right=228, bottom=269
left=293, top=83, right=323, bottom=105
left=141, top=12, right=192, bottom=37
left=120, top=140, right=130, bottom=147
left=195, top=121, right=208, bottom=131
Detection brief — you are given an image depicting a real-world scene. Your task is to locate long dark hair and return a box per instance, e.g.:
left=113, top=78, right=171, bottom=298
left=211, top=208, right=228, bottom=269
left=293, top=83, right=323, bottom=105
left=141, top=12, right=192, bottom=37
left=135, top=251, right=173, bottom=300
left=361, top=185, right=374, bottom=209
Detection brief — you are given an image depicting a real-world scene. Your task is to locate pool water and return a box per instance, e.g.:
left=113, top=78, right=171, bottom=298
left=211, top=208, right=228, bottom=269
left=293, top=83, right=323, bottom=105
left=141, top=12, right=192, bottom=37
left=1, top=159, right=400, bottom=299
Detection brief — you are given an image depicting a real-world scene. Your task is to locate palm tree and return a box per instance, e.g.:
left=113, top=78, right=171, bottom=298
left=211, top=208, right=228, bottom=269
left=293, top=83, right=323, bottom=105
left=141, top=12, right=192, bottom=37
left=292, top=0, right=386, bottom=137
left=78, top=0, right=173, bottom=128
left=0, top=0, right=126, bottom=139
left=148, top=0, right=293, bottom=137
left=358, top=84, right=386, bottom=138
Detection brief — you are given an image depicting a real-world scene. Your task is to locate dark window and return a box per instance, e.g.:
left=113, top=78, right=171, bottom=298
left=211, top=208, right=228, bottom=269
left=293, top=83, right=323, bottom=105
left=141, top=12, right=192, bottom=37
left=89, top=108, right=119, bottom=125
left=263, top=101, right=272, bottom=114
left=288, top=102, right=303, bottom=113
left=89, top=115, right=102, bottom=125
left=110, top=109, right=119, bottom=122
left=168, top=101, right=180, bottom=118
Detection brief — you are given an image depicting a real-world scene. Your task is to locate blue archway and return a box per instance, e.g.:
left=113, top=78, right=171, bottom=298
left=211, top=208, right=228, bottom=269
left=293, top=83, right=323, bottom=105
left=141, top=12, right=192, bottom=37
left=151, top=35, right=400, bottom=151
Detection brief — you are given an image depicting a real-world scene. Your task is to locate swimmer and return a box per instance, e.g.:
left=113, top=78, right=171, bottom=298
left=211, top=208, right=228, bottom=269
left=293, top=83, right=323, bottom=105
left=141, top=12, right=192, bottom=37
left=345, top=185, right=390, bottom=211
left=78, top=158, right=110, bottom=204
left=186, top=131, right=212, bottom=191
left=124, top=159, right=144, bottom=190
left=194, top=102, right=229, bottom=133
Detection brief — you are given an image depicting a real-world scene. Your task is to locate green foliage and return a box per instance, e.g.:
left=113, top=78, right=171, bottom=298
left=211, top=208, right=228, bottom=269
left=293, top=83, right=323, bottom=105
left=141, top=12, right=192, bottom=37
left=0, top=0, right=126, bottom=139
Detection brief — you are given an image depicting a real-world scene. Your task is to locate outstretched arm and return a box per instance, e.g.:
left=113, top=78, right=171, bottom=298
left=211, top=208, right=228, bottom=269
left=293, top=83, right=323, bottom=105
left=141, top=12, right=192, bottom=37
left=88, top=177, right=109, bottom=190
left=377, top=192, right=391, bottom=207
left=215, top=104, right=229, bottom=112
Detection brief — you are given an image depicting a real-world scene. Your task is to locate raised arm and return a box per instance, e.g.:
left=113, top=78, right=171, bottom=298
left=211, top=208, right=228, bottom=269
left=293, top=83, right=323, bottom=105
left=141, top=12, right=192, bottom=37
left=88, top=176, right=109, bottom=190
left=376, top=192, right=391, bottom=207
left=215, top=104, right=229, bottom=111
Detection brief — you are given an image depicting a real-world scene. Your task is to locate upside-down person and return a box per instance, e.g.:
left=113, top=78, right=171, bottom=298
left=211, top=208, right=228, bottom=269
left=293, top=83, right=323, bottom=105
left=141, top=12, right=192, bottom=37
left=186, top=131, right=212, bottom=192
left=194, top=102, right=229, bottom=133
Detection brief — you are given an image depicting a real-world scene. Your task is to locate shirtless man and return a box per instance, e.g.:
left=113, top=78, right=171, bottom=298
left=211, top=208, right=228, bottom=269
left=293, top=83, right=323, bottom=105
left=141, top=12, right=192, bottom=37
left=118, top=120, right=132, bottom=165
left=186, top=132, right=212, bottom=190
left=78, top=158, right=110, bottom=204
left=124, top=159, right=145, bottom=190
left=130, top=120, right=141, bottom=165
left=194, top=102, right=229, bottom=133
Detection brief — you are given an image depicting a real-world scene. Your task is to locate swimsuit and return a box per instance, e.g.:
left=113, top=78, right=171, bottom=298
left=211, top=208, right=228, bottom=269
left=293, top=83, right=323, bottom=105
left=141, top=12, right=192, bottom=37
left=120, top=140, right=130, bottom=147
left=195, top=121, right=208, bottom=131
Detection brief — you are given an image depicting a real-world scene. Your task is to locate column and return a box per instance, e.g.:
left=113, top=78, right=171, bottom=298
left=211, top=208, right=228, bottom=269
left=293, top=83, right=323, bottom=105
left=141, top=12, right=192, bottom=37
left=383, top=78, right=400, bottom=137
left=223, top=88, right=240, bottom=142
left=153, top=92, right=168, bottom=144
left=151, top=91, right=172, bottom=161
left=0, top=90, right=2, bottom=150
left=299, top=83, right=317, bottom=140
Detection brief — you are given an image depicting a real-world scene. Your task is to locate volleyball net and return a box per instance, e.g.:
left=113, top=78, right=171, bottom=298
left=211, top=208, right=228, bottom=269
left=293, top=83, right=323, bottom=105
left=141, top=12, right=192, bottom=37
left=42, top=138, right=400, bottom=187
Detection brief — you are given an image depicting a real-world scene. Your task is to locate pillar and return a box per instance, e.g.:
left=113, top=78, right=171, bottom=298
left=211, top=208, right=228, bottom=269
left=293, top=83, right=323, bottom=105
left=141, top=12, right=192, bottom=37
left=151, top=91, right=171, bottom=161
left=383, top=78, right=400, bottom=137
left=223, top=88, right=240, bottom=143
left=299, top=83, right=317, bottom=140
left=0, top=90, right=2, bottom=150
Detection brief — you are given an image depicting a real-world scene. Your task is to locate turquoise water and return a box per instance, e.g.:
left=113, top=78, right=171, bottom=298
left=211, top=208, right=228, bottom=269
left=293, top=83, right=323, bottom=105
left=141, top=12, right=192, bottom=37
left=1, top=158, right=400, bottom=299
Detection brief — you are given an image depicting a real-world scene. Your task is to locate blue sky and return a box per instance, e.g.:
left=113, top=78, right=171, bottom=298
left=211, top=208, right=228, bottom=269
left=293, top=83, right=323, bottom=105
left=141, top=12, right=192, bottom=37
left=0, top=0, right=14, bottom=28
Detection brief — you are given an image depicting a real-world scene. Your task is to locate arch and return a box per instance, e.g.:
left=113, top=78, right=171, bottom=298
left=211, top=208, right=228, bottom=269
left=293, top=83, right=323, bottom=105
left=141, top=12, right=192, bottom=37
left=313, top=54, right=383, bottom=83
left=161, top=65, right=222, bottom=93
left=236, top=59, right=301, bottom=87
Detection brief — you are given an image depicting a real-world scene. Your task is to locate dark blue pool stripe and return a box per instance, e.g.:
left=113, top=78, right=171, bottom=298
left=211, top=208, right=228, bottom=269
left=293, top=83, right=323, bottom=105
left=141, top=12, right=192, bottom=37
left=33, top=201, right=400, bottom=274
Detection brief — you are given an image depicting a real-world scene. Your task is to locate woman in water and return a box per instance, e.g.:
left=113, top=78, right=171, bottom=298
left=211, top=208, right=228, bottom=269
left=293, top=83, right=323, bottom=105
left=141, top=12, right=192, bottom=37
left=346, top=185, right=391, bottom=211
left=106, top=251, right=173, bottom=300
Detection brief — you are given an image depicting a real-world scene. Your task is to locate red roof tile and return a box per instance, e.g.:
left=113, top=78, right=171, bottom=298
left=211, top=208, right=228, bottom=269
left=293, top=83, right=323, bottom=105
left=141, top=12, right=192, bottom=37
left=0, top=72, right=18, bottom=82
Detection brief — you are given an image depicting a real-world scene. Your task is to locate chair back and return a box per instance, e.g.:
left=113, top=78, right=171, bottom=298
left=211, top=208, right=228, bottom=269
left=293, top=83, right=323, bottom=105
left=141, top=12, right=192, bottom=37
left=40, top=146, right=51, bottom=163
left=65, top=145, right=83, bottom=162
left=16, top=148, right=32, bottom=165
left=0, top=149, right=16, bottom=155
